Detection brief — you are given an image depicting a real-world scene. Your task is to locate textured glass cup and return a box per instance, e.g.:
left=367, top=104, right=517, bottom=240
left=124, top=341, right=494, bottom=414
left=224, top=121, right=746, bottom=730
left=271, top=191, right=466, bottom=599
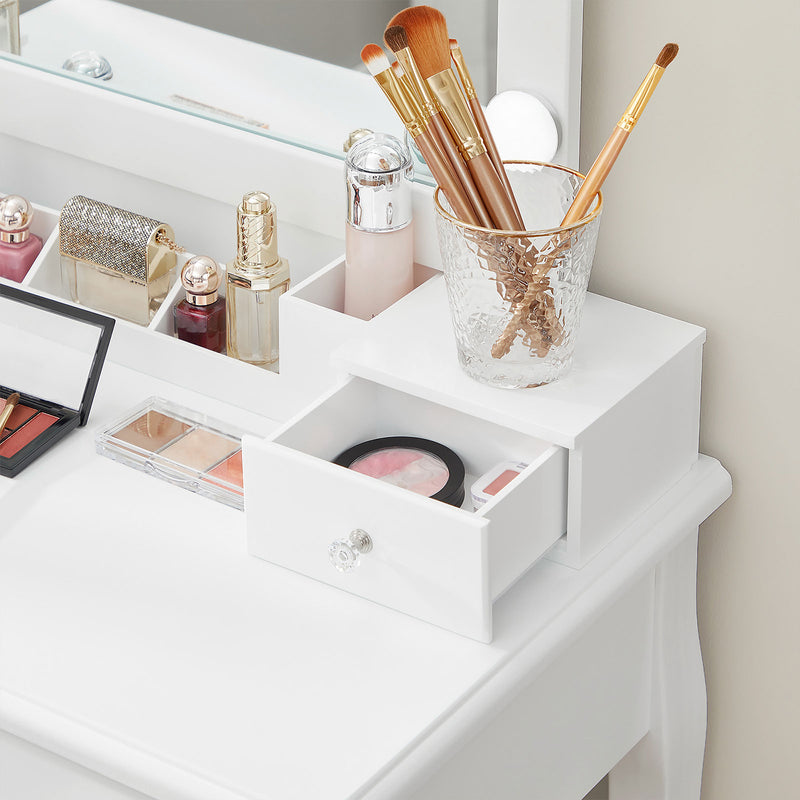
left=434, top=161, right=603, bottom=388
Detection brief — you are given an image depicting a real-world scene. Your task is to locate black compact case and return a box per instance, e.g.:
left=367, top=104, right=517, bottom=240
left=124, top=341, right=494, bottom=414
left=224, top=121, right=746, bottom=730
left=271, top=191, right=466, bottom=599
left=0, top=283, right=114, bottom=477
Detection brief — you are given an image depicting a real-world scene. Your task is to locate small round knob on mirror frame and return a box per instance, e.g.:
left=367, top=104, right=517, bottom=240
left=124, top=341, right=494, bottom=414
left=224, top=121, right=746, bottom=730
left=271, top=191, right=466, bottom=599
left=62, top=51, right=114, bottom=81
left=329, top=529, right=373, bottom=573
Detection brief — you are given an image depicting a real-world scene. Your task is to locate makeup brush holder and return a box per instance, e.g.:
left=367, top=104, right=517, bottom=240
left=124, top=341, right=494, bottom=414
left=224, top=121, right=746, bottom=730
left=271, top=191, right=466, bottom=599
left=434, top=162, right=602, bottom=389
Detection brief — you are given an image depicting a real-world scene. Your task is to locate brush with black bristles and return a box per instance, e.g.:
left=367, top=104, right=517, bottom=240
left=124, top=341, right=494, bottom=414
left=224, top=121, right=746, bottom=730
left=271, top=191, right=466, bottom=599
left=384, top=22, right=491, bottom=228
left=360, top=44, right=476, bottom=223
left=388, top=6, right=524, bottom=232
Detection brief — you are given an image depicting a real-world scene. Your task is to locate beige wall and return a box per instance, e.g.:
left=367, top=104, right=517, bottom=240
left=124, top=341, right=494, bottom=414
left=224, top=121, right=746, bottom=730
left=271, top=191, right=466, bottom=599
left=581, top=1, right=800, bottom=797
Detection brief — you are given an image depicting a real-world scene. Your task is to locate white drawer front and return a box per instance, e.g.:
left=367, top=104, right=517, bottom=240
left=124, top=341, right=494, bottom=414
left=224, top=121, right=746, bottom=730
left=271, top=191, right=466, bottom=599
left=246, top=440, right=492, bottom=641
left=244, top=377, right=568, bottom=641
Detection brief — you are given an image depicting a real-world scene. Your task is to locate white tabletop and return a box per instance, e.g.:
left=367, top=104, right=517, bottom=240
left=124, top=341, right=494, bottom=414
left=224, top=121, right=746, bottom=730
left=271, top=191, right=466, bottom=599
left=0, top=362, right=730, bottom=800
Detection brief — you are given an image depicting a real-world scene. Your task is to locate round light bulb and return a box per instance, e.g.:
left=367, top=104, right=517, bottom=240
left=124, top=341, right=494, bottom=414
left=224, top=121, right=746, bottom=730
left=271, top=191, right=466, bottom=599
left=485, top=91, right=559, bottom=163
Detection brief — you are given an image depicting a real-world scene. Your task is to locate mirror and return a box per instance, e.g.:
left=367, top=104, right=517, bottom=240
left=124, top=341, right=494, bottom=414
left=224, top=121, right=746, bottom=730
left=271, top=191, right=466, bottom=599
left=0, top=294, right=102, bottom=410
left=7, top=0, right=498, bottom=173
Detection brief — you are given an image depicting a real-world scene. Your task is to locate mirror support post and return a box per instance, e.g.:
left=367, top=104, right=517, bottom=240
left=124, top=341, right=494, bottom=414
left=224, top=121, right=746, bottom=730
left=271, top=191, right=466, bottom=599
left=496, top=0, right=583, bottom=169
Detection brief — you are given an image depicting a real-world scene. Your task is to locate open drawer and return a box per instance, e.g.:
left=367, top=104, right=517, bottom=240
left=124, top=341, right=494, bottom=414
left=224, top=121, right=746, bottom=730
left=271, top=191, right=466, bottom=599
left=244, top=376, right=567, bottom=642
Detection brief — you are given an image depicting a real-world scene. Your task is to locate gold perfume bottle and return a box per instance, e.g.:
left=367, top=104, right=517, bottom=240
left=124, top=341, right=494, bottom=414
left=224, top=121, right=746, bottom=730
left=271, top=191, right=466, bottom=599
left=226, top=192, right=290, bottom=370
left=59, top=196, right=177, bottom=326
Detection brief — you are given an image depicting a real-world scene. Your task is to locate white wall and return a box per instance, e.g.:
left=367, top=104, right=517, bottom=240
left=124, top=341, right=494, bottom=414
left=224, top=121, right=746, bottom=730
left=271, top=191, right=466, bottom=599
left=581, top=1, right=800, bottom=798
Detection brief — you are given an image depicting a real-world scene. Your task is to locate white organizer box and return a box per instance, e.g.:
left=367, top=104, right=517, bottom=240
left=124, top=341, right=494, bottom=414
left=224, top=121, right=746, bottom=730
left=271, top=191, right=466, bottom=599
left=2, top=184, right=705, bottom=643
left=246, top=272, right=705, bottom=641
left=3, top=193, right=341, bottom=421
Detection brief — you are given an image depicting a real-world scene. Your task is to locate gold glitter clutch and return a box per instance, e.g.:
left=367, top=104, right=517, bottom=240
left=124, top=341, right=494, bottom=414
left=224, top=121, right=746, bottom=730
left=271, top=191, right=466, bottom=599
left=59, top=195, right=178, bottom=326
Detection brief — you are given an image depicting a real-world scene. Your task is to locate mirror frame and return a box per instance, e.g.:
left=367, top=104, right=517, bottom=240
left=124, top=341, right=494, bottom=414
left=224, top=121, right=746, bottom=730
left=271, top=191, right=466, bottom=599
left=0, top=0, right=582, bottom=265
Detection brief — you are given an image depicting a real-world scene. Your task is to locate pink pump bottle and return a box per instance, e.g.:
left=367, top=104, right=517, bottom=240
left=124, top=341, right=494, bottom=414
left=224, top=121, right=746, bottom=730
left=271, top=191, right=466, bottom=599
left=344, top=133, right=414, bottom=321
left=0, top=195, right=43, bottom=283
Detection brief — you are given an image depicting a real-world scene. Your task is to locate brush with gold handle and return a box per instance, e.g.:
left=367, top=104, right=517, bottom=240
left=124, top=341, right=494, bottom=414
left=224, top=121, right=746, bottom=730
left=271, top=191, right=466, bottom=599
left=492, top=43, right=680, bottom=360
left=384, top=23, right=493, bottom=229
left=390, top=7, right=524, bottom=232
left=0, top=392, right=20, bottom=438
left=361, top=44, right=478, bottom=226
left=448, top=37, right=523, bottom=224
left=561, top=43, right=678, bottom=226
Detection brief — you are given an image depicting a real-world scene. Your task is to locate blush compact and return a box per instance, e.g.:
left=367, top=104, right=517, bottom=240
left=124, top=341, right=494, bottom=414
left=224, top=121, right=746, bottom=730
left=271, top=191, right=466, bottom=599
left=470, top=460, right=529, bottom=509
left=333, top=436, right=465, bottom=507
left=0, top=282, right=114, bottom=477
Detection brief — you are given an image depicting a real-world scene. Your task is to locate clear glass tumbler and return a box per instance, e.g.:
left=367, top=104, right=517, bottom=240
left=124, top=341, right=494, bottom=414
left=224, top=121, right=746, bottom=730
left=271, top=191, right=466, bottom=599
left=434, top=161, right=603, bottom=388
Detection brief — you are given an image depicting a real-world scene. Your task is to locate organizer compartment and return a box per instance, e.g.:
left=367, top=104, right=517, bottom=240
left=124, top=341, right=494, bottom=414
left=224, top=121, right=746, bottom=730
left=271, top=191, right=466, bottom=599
left=245, top=376, right=567, bottom=642
left=0, top=194, right=59, bottom=288
left=7, top=192, right=348, bottom=419
left=280, top=255, right=438, bottom=396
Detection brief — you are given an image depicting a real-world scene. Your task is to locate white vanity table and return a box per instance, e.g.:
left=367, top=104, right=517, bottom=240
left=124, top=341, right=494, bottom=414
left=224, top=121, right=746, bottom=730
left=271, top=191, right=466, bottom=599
left=0, top=2, right=730, bottom=797
left=0, top=404, right=730, bottom=800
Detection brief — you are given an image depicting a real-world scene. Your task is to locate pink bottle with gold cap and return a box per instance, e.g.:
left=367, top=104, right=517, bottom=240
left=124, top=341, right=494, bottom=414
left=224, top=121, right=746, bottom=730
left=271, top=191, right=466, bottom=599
left=0, top=195, right=43, bottom=283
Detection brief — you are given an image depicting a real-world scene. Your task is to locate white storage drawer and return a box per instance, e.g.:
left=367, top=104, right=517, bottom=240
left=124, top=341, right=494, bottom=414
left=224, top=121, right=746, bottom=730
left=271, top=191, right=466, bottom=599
left=245, top=376, right=567, bottom=642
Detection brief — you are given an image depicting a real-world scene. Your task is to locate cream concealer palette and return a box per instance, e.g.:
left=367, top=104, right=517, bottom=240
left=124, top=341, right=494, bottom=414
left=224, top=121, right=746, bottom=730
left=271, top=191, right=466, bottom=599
left=96, top=397, right=247, bottom=510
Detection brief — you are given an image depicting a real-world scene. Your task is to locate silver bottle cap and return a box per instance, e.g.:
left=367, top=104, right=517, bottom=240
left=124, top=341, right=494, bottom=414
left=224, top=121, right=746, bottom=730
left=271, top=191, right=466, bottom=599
left=0, top=195, right=32, bottom=244
left=346, top=133, right=413, bottom=232
left=181, top=255, right=221, bottom=306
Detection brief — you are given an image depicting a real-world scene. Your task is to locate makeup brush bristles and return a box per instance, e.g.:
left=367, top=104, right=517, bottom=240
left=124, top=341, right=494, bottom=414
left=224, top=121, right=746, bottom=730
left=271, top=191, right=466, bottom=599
left=383, top=24, right=408, bottom=54
left=656, top=43, right=679, bottom=68
left=387, top=6, right=450, bottom=77
left=361, top=43, right=391, bottom=76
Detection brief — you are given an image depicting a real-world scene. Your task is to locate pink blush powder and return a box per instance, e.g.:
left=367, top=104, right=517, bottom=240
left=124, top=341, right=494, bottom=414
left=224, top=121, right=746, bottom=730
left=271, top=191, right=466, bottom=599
left=350, top=447, right=449, bottom=497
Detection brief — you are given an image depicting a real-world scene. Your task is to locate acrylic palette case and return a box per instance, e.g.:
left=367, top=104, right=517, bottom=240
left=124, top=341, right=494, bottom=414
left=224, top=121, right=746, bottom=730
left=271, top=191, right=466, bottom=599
left=0, top=282, right=115, bottom=477
left=96, top=397, right=249, bottom=510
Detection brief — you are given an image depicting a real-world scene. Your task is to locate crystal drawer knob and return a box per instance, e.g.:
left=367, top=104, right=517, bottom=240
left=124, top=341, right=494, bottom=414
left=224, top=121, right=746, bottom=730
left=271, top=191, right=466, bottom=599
left=329, top=529, right=373, bottom=573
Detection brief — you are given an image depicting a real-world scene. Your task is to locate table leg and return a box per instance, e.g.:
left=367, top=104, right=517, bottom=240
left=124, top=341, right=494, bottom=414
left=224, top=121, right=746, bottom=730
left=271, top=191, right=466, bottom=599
left=609, top=529, right=706, bottom=800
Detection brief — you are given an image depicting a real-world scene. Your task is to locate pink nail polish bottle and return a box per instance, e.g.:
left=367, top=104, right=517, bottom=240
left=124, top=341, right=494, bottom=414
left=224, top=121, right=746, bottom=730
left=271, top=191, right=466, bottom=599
left=0, top=195, right=44, bottom=283
left=344, top=133, right=414, bottom=321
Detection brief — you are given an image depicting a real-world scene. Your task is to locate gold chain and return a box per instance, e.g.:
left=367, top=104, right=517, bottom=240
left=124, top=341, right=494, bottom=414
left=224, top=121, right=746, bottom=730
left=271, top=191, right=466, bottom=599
left=155, top=230, right=188, bottom=254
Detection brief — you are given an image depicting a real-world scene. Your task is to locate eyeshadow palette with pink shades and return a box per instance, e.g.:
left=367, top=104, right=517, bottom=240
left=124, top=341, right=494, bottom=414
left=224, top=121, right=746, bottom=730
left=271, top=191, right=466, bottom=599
left=96, top=397, right=248, bottom=510
left=0, top=394, right=60, bottom=457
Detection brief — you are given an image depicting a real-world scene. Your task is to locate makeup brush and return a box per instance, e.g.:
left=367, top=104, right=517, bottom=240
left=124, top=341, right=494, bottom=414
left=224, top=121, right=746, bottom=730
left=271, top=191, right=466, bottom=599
left=448, top=37, right=522, bottom=223
left=0, top=393, right=20, bottom=438
left=561, top=43, right=679, bottom=226
left=384, top=23, right=492, bottom=228
left=361, top=44, right=476, bottom=224
left=391, top=60, right=415, bottom=101
left=390, top=7, right=523, bottom=232
left=492, top=43, right=679, bottom=360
